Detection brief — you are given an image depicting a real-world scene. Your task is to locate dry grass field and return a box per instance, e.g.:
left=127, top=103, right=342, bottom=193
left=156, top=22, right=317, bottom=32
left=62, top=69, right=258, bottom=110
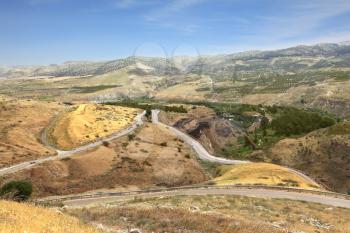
left=4, top=123, right=207, bottom=197
left=0, top=200, right=99, bottom=233
left=67, top=195, right=350, bottom=233
left=0, top=95, right=63, bottom=168
left=49, top=104, right=139, bottom=150
left=213, top=163, right=321, bottom=190
left=155, top=78, right=209, bottom=101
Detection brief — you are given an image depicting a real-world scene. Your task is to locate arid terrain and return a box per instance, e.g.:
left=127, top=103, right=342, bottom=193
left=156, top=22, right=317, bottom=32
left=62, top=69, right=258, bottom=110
left=48, top=104, right=139, bottom=150
left=66, top=195, right=350, bottom=233
left=248, top=121, right=350, bottom=193
left=0, top=200, right=98, bottom=233
left=1, top=42, right=350, bottom=233
left=159, top=105, right=245, bottom=154
left=213, top=163, right=321, bottom=190
left=0, top=96, right=63, bottom=168
left=2, top=122, right=207, bottom=197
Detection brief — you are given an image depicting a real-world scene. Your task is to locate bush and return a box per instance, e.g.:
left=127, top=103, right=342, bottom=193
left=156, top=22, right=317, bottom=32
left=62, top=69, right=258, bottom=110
left=128, top=134, right=135, bottom=141
left=102, top=141, right=110, bottom=147
left=145, top=109, right=152, bottom=118
left=160, top=142, right=167, bottom=147
left=0, top=180, right=32, bottom=201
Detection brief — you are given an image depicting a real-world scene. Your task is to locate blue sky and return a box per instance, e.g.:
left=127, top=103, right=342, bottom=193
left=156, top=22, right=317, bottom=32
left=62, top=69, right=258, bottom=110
left=1, top=0, right=350, bottom=65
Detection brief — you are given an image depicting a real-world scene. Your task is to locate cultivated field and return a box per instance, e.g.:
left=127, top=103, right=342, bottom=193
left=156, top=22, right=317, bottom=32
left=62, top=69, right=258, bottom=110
left=213, top=163, right=321, bottom=190
left=49, top=104, right=139, bottom=150
left=0, top=200, right=98, bottom=233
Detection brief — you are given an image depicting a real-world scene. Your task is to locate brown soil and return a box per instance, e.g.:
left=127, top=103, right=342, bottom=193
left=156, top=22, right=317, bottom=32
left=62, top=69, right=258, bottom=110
left=0, top=96, right=64, bottom=168
left=4, top=123, right=207, bottom=197
left=159, top=105, right=244, bottom=154
left=248, top=122, right=350, bottom=194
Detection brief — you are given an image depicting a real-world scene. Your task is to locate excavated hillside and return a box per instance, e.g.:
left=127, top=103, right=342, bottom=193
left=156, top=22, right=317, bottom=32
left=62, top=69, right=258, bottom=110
left=159, top=106, right=245, bottom=154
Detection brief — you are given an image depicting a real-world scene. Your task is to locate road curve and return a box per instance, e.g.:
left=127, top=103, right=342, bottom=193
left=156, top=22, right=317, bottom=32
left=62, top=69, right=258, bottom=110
left=152, top=110, right=249, bottom=165
left=0, top=111, right=146, bottom=176
left=151, top=110, right=319, bottom=186
left=42, top=186, right=350, bottom=209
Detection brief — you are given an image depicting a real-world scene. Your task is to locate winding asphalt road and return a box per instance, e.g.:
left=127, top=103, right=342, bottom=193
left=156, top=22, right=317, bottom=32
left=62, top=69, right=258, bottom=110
left=152, top=110, right=249, bottom=165
left=0, top=111, right=146, bottom=176
left=151, top=110, right=319, bottom=186
left=3, top=107, right=348, bottom=209
left=41, top=186, right=350, bottom=209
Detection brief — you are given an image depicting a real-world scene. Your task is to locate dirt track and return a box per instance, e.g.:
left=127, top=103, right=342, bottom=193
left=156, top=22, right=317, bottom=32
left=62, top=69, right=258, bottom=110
left=0, top=111, right=145, bottom=176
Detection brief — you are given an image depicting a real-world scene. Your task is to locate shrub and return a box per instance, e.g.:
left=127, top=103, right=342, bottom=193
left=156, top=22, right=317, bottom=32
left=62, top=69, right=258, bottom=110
left=128, top=134, right=135, bottom=141
left=102, top=141, right=110, bottom=147
left=0, top=180, right=33, bottom=201
left=145, top=109, right=152, bottom=118
left=160, top=142, right=167, bottom=147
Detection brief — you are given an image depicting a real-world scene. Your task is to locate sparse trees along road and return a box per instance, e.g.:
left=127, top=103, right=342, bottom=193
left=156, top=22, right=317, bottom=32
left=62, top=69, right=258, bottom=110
left=151, top=110, right=249, bottom=165
left=151, top=110, right=319, bottom=186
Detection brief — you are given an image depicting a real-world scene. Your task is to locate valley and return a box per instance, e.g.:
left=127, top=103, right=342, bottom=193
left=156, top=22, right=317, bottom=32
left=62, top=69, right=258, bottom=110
left=1, top=43, right=350, bottom=233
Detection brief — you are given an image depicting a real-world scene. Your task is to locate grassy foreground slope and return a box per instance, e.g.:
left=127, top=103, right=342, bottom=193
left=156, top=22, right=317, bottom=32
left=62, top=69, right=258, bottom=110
left=49, top=104, right=139, bottom=150
left=214, top=163, right=321, bottom=190
left=0, top=200, right=98, bottom=233
left=68, top=195, right=350, bottom=233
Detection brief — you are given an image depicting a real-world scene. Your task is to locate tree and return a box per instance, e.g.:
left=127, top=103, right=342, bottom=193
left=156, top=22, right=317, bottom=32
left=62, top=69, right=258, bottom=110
left=0, top=180, right=32, bottom=201
left=145, top=109, right=152, bottom=118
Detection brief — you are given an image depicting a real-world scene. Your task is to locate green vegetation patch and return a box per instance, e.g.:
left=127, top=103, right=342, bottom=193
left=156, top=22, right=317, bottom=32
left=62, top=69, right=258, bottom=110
left=0, top=180, right=33, bottom=201
left=106, top=99, right=187, bottom=113
left=71, top=85, right=121, bottom=93
left=186, top=101, right=337, bottom=159
left=270, top=107, right=335, bottom=136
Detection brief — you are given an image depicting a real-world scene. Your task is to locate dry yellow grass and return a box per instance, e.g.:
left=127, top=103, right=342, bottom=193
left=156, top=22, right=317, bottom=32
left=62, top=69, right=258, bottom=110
left=49, top=104, right=139, bottom=149
left=5, top=123, right=206, bottom=197
left=69, top=205, right=284, bottom=233
left=214, top=163, right=321, bottom=190
left=0, top=96, right=63, bottom=168
left=75, top=195, right=350, bottom=233
left=0, top=200, right=99, bottom=233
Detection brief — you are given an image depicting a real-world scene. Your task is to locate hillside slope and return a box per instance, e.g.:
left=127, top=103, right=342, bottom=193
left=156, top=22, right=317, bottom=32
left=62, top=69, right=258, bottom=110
left=249, top=122, right=350, bottom=193
left=0, top=96, right=63, bottom=168
left=0, top=200, right=98, bottom=233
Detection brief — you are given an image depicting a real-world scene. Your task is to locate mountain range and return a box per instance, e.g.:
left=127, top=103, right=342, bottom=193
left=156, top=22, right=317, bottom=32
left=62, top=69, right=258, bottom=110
left=1, top=42, right=350, bottom=79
